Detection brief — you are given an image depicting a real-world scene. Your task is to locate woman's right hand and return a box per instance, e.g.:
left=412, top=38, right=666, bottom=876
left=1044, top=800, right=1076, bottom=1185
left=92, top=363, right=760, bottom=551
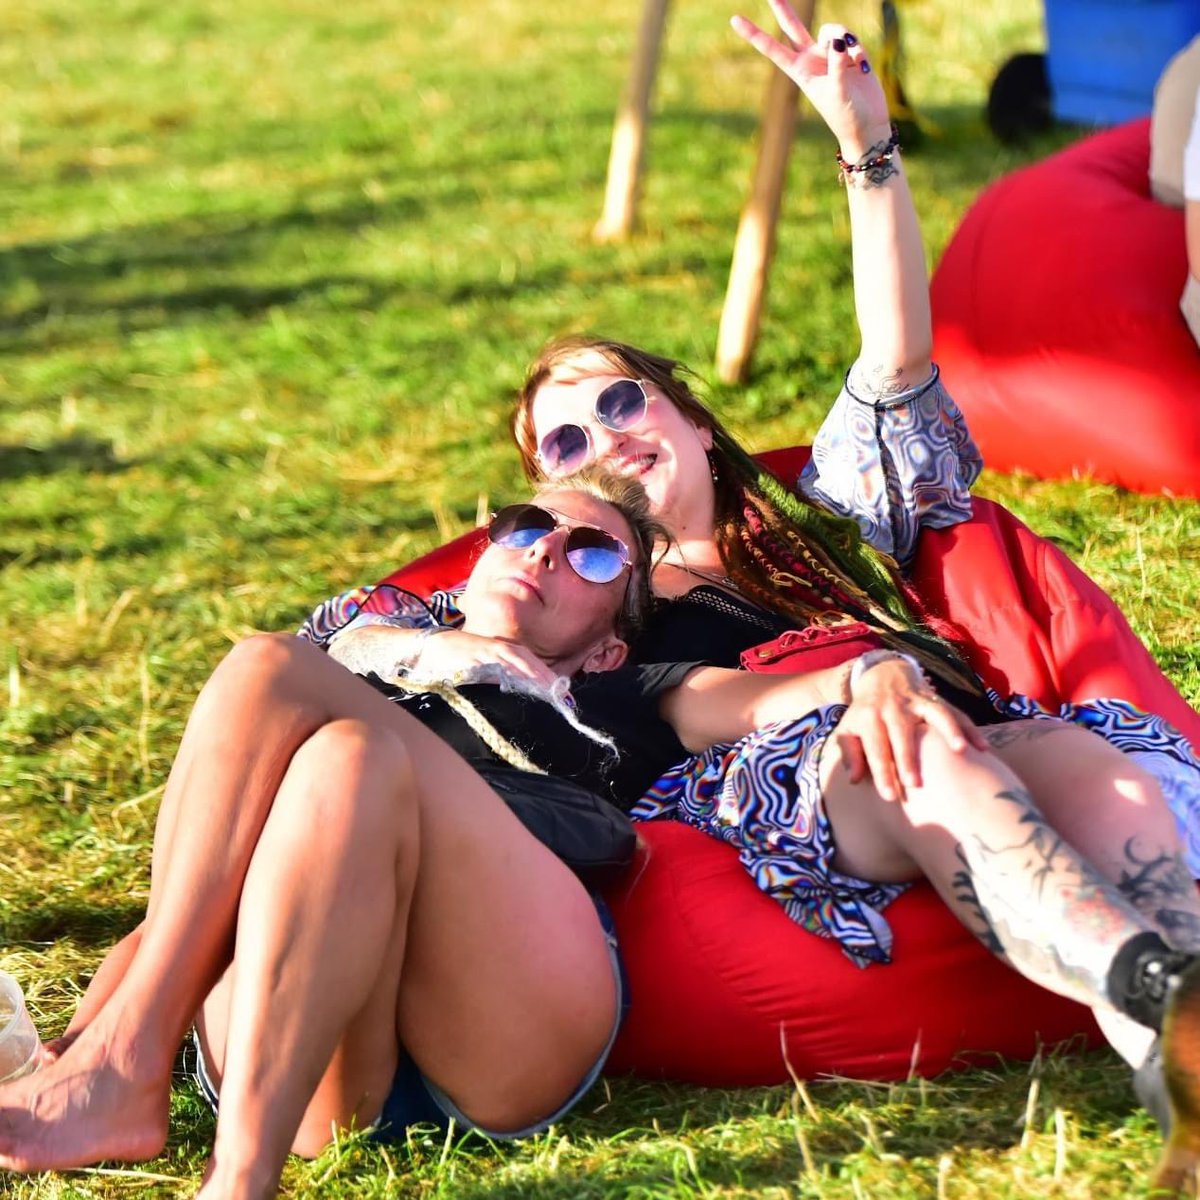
left=834, top=656, right=987, bottom=801
left=411, top=629, right=563, bottom=690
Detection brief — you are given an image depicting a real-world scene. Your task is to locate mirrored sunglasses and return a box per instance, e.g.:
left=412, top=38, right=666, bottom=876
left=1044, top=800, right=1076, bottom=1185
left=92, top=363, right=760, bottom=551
left=536, top=378, right=649, bottom=476
left=487, top=503, right=632, bottom=584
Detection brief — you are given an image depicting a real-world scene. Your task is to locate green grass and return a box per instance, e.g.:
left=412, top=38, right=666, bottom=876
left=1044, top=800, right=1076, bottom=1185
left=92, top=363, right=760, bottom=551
left=2, top=0, right=1197, bottom=1194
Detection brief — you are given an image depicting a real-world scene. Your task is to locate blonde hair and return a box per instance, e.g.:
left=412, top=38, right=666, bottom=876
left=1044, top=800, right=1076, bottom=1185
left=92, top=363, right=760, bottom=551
left=531, top=465, right=667, bottom=644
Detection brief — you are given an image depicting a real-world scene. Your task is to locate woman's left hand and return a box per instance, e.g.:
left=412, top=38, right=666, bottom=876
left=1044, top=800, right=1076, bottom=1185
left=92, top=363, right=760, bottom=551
left=731, top=1, right=891, bottom=158
left=835, top=658, right=988, bottom=801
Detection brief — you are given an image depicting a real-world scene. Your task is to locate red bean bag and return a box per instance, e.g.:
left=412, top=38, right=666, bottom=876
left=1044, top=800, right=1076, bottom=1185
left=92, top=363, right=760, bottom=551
left=378, top=447, right=1200, bottom=1085
left=930, top=118, right=1200, bottom=498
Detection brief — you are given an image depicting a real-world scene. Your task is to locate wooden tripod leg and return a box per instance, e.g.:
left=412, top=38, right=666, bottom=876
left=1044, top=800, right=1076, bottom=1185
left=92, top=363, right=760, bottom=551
left=594, top=0, right=672, bottom=243
left=716, top=0, right=815, bottom=383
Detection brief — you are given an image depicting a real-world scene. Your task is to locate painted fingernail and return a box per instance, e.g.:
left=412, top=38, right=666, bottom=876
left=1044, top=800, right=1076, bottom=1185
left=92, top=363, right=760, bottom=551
left=832, top=37, right=846, bottom=52
left=861, top=60, right=871, bottom=73
left=844, top=32, right=857, bottom=46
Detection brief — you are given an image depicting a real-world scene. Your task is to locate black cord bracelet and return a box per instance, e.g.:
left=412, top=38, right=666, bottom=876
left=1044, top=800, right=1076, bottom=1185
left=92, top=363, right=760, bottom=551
left=835, top=124, right=901, bottom=183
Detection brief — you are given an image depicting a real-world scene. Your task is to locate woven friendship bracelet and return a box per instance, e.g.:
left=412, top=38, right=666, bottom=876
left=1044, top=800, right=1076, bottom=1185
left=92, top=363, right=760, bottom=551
left=836, top=124, right=901, bottom=184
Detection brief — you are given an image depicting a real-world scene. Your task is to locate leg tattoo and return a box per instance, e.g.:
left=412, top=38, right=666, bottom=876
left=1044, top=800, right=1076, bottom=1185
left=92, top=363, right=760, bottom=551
left=981, top=722, right=1064, bottom=752
left=950, top=853, right=1004, bottom=955
left=1118, top=840, right=1200, bottom=952
left=955, top=786, right=1147, bottom=1007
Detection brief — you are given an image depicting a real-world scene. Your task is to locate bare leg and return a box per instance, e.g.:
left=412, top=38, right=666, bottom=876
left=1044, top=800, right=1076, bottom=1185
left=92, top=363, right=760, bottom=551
left=191, top=716, right=615, bottom=1199
left=0, top=634, right=614, bottom=1187
left=43, top=926, right=143, bottom=1061
left=819, top=728, right=1153, bottom=1015
left=35, top=635, right=347, bottom=1058
left=980, top=721, right=1200, bottom=951
left=822, top=719, right=1200, bottom=1180
left=980, top=720, right=1200, bottom=1068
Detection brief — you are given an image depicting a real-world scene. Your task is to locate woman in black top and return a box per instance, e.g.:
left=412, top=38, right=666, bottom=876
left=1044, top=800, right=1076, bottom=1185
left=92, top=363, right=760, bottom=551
left=0, top=473, right=679, bottom=1198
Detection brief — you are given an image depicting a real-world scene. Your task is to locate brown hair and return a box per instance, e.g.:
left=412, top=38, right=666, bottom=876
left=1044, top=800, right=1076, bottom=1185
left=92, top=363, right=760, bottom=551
left=533, top=464, right=667, bottom=644
left=514, top=336, right=985, bottom=698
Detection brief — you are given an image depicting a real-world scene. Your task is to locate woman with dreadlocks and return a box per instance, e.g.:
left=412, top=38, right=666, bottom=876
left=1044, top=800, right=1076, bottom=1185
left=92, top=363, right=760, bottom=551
left=318, top=0, right=1200, bottom=1145
left=8, top=470, right=1200, bottom=1197
left=309, top=0, right=1200, bottom=1167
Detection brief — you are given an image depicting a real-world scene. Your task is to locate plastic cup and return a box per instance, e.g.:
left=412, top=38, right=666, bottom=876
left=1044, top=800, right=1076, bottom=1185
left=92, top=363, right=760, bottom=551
left=0, top=972, right=40, bottom=1084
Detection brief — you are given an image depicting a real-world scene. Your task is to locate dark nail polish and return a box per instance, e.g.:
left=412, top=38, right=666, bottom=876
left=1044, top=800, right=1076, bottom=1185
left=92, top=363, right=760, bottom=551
left=861, top=60, right=871, bottom=73
left=832, top=37, right=846, bottom=52
left=844, top=32, right=857, bottom=46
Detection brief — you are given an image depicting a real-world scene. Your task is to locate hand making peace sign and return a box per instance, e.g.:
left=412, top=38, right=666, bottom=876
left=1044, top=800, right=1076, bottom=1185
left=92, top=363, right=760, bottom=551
left=731, top=0, right=893, bottom=158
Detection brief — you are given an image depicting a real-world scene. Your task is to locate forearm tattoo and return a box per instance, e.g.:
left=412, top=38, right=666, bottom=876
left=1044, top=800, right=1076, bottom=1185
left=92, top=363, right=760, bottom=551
left=1116, top=839, right=1200, bottom=951
left=952, top=786, right=1145, bottom=1008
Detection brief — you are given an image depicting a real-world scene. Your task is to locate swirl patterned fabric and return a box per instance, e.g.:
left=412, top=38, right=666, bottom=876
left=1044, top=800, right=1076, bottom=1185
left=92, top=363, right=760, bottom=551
left=800, top=362, right=984, bottom=568
left=635, top=694, right=1200, bottom=967
left=634, top=706, right=909, bottom=967
left=298, top=583, right=466, bottom=647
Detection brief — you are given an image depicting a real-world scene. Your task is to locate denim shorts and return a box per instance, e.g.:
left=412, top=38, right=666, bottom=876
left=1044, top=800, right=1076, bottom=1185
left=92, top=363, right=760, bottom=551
left=191, top=893, right=628, bottom=1141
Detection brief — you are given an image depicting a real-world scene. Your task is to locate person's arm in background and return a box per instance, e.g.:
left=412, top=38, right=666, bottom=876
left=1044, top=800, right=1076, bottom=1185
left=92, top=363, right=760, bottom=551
left=299, top=581, right=562, bottom=688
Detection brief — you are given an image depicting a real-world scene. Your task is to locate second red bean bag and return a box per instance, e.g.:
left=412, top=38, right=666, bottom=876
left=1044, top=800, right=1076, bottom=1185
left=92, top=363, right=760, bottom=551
left=930, top=118, right=1200, bottom=498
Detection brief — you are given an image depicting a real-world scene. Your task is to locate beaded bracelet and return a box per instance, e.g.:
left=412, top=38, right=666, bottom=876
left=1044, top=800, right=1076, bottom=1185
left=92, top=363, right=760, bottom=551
left=835, top=124, right=901, bottom=184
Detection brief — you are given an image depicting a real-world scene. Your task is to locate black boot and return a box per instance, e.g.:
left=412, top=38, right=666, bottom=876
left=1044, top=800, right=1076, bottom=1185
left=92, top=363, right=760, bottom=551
left=1106, top=931, right=1197, bottom=1031
left=1133, top=1036, right=1171, bottom=1134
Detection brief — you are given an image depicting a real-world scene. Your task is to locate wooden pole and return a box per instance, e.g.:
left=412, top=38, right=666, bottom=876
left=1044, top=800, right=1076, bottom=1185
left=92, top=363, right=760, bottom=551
left=593, top=0, right=672, bottom=242
left=715, top=0, right=814, bottom=383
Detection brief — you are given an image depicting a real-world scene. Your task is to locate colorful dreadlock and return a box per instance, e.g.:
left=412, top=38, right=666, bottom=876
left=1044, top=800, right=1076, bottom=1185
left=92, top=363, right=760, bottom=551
left=710, top=426, right=987, bottom=699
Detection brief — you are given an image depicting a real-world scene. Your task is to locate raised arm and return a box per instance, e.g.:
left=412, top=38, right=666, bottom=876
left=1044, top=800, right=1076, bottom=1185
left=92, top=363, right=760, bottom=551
left=732, top=1, right=931, bottom=387
left=732, top=5, right=984, bottom=566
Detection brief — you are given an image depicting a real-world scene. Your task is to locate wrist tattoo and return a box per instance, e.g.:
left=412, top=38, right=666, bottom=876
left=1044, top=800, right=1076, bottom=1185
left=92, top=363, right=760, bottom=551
left=852, top=362, right=908, bottom=398
left=837, top=127, right=900, bottom=189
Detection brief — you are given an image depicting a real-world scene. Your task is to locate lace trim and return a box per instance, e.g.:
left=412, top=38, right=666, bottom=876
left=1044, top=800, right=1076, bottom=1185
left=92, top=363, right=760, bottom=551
left=679, top=585, right=788, bottom=633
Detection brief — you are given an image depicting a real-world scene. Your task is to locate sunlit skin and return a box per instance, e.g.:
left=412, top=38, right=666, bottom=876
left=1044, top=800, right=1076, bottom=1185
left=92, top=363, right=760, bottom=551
left=529, top=369, right=716, bottom=562
left=457, top=488, right=634, bottom=675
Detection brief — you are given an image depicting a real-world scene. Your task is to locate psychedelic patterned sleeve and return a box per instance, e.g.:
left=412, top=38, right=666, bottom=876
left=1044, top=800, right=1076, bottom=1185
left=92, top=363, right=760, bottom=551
left=798, top=362, right=983, bottom=569
left=296, top=583, right=466, bottom=648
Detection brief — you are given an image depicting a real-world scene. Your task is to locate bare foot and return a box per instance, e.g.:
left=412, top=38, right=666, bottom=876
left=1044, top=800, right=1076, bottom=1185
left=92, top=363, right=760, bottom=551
left=0, top=1024, right=171, bottom=1172
left=39, top=1031, right=81, bottom=1065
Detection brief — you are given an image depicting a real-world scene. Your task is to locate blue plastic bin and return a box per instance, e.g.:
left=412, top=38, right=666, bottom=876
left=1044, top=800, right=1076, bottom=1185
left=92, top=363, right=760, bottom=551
left=1045, top=0, right=1200, bottom=124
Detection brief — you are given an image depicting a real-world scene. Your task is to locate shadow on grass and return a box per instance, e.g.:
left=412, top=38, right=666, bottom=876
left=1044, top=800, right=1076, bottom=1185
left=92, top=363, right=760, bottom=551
left=0, top=437, right=131, bottom=481
left=1, top=898, right=144, bottom=947
left=0, top=257, right=640, bottom=357
left=0, top=527, right=169, bottom=571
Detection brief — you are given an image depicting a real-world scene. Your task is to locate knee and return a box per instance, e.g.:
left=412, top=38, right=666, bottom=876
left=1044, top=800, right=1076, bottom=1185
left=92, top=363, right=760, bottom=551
left=913, top=727, right=1001, bottom=790
left=900, top=730, right=1017, bottom=822
left=1110, top=758, right=1164, bottom=807
left=289, top=718, right=418, bottom=824
left=290, top=1120, right=337, bottom=1161
left=199, top=633, right=316, bottom=707
left=289, top=1080, right=391, bottom=1159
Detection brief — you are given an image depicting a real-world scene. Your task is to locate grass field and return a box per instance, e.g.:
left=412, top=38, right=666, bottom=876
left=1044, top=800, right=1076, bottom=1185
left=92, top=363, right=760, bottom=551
left=3, top=0, right=1199, bottom=1195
